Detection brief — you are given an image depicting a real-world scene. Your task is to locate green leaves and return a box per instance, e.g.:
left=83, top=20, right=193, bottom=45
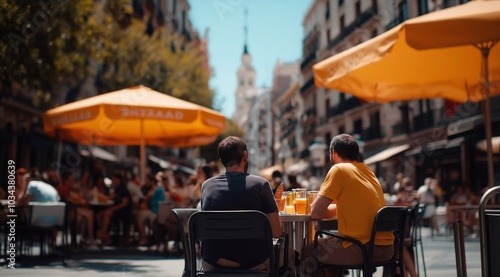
left=1, top=0, right=215, bottom=110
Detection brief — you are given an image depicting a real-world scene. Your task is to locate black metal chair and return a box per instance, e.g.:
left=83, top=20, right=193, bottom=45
left=173, top=208, right=199, bottom=277
left=188, top=210, right=289, bottom=277
left=478, top=186, right=500, bottom=277
left=405, top=204, right=427, bottom=277
left=313, top=206, right=408, bottom=277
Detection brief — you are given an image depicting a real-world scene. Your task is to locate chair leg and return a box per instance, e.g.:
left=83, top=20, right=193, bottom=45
left=418, top=240, right=427, bottom=277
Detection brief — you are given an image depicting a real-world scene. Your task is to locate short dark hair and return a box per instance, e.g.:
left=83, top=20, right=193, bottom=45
left=329, top=134, right=359, bottom=161
left=218, top=136, right=247, bottom=167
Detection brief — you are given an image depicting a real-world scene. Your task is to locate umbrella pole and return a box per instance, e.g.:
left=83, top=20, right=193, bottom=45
left=57, top=138, right=63, bottom=176
left=140, top=119, right=146, bottom=185
left=479, top=43, right=496, bottom=188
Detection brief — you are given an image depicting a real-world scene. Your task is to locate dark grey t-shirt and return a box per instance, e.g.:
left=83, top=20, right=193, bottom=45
left=200, top=172, right=278, bottom=269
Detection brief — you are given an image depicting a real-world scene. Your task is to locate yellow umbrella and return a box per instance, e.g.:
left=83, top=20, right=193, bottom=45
left=313, top=0, right=500, bottom=188
left=43, top=85, right=226, bottom=181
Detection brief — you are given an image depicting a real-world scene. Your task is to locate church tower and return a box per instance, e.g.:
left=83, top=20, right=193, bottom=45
left=233, top=8, right=256, bottom=129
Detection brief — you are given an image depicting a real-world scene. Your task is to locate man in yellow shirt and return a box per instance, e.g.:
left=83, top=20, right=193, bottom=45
left=301, top=134, right=393, bottom=277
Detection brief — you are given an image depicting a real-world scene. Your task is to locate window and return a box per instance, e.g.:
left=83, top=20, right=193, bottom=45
left=326, top=1, right=330, bottom=20
left=372, top=0, right=378, bottom=12
left=325, top=98, right=330, bottom=119
left=340, top=15, right=345, bottom=31
left=354, top=118, right=362, bottom=136
left=326, top=29, right=331, bottom=44
left=182, top=10, right=186, bottom=32
left=418, top=0, right=428, bottom=15
left=172, top=0, right=177, bottom=15
left=339, top=125, right=345, bottom=134
left=339, top=0, right=344, bottom=7
left=398, top=0, right=409, bottom=22
left=355, top=1, right=361, bottom=18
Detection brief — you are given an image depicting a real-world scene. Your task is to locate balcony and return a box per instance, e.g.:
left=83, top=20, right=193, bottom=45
left=413, top=111, right=435, bottom=132
left=300, top=51, right=317, bottom=70
left=300, top=77, right=316, bottom=95
left=392, top=122, right=409, bottom=136
left=302, top=25, right=319, bottom=45
left=385, top=17, right=399, bottom=31
left=329, top=5, right=376, bottom=49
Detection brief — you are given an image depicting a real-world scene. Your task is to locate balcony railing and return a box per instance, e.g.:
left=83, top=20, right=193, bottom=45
left=300, top=77, right=316, bottom=95
left=392, top=122, right=408, bottom=136
left=385, top=17, right=399, bottom=31
left=329, top=5, right=376, bottom=49
left=301, top=51, right=317, bottom=70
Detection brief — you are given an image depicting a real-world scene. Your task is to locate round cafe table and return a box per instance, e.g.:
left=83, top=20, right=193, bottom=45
left=279, top=214, right=337, bottom=256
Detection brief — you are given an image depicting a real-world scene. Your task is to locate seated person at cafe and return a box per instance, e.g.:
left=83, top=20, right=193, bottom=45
left=301, top=134, right=393, bottom=277
left=200, top=136, right=284, bottom=272
left=63, top=172, right=98, bottom=247
left=19, top=172, right=60, bottom=204
left=136, top=174, right=166, bottom=246
left=96, top=173, right=132, bottom=245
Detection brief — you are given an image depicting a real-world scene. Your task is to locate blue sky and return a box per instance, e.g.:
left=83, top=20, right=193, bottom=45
left=189, top=0, right=313, bottom=118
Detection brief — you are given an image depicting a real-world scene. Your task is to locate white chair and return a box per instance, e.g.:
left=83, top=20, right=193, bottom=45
left=28, top=202, right=67, bottom=264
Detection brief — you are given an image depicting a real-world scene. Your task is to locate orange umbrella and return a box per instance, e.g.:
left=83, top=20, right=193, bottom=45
left=313, top=0, right=500, bottom=187
left=43, top=85, right=226, bottom=181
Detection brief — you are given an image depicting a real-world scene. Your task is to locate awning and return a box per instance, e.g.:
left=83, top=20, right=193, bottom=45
left=405, top=137, right=465, bottom=156
left=363, top=144, right=410, bottom=165
left=148, top=154, right=197, bottom=175
left=476, top=137, right=500, bottom=154
left=79, top=145, right=117, bottom=162
left=287, top=161, right=309, bottom=174
left=258, top=165, right=283, bottom=180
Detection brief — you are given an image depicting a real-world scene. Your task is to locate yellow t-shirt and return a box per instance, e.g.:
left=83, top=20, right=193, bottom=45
left=319, top=162, right=393, bottom=248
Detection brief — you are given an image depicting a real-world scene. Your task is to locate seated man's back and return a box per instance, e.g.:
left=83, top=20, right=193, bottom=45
left=200, top=136, right=281, bottom=271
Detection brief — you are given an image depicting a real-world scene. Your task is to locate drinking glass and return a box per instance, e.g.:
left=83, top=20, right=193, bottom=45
left=282, top=191, right=295, bottom=214
left=307, top=191, right=319, bottom=214
left=292, top=188, right=307, bottom=215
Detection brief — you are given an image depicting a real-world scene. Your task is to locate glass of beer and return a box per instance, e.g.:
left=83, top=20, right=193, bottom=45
left=293, top=188, right=307, bottom=215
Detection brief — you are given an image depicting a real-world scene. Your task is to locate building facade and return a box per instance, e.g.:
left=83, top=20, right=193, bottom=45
left=298, top=0, right=500, bottom=198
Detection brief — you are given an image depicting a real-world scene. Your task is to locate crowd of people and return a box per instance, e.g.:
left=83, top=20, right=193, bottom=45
left=0, top=160, right=220, bottom=251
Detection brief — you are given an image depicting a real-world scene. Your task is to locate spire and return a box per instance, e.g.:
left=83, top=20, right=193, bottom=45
left=243, top=7, right=249, bottom=55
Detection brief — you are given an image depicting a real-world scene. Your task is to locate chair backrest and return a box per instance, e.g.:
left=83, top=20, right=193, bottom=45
left=29, top=202, right=66, bottom=227
left=368, top=206, right=408, bottom=273
left=188, top=210, right=275, bottom=277
left=479, top=186, right=500, bottom=277
left=157, top=201, right=175, bottom=225
left=172, top=208, right=199, bottom=277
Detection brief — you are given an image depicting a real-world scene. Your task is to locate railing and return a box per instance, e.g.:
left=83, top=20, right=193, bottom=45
left=385, top=17, right=399, bottom=31
left=329, top=5, right=376, bottom=49
left=300, top=77, right=316, bottom=95
left=300, top=51, right=317, bottom=70
left=392, top=122, right=408, bottom=136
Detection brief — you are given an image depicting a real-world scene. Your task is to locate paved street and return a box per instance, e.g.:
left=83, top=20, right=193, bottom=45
left=1, top=227, right=483, bottom=277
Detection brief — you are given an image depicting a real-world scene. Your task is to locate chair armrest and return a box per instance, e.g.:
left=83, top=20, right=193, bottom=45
left=273, top=232, right=289, bottom=276
left=313, top=230, right=369, bottom=263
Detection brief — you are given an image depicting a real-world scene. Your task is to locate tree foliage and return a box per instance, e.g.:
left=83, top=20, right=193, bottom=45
left=199, top=118, right=245, bottom=162
left=1, top=0, right=215, bottom=109
left=1, top=0, right=101, bottom=91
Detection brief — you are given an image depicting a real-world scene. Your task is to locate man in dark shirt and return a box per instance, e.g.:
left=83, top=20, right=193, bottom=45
left=201, top=136, right=282, bottom=271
